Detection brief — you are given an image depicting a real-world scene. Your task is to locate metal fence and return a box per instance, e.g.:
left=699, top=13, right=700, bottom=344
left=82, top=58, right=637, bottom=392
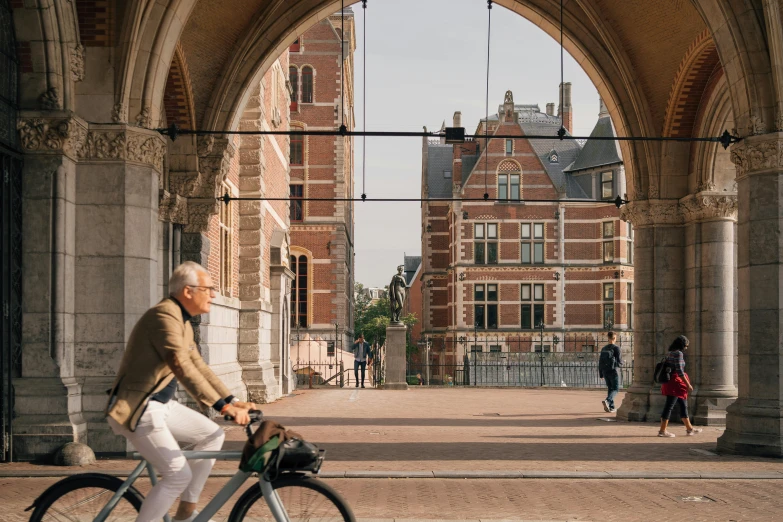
left=406, top=333, right=633, bottom=388
left=290, top=330, right=382, bottom=388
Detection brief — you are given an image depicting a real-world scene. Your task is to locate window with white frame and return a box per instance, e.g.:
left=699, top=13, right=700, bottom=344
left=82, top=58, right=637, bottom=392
left=627, top=222, right=634, bottom=264
left=603, top=282, right=614, bottom=301
left=521, top=223, right=545, bottom=264
left=474, top=223, right=498, bottom=264
left=474, top=283, right=498, bottom=329
left=521, top=283, right=545, bottom=329
left=497, top=160, right=521, bottom=201
left=505, top=139, right=513, bottom=156
left=602, top=222, right=614, bottom=263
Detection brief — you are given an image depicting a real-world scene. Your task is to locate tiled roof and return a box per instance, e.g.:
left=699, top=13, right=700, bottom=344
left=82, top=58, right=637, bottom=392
left=403, top=255, right=422, bottom=286
left=427, top=144, right=453, bottom=198
left=565, top=116, right=622, bottom=172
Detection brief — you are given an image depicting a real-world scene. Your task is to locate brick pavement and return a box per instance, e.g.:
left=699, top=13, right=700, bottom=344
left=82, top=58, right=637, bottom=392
left=3, top=388, right=783, bottom=520
left=2, top=477, right=781, bottom=521
left=3, top=388, right=782, bottom=475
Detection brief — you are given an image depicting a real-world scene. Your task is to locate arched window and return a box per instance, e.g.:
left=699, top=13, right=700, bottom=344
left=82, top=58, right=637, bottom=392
left=289, top=66, right=298, bottom=110
left=290, top=254, right=309, bottom=327
left=497, top=160, right=521, bottom=201
left=301, top=66, right=313, bottom=103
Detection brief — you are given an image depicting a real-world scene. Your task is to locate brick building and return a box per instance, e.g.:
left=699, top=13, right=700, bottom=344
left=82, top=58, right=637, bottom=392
left=419, top=89, right=631, bottom=366
left=287, top=10, right=356, bottom=354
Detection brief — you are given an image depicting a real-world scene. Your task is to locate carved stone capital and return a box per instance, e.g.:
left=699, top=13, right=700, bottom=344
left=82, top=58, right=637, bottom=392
left=679, top=193, right=738, bottom=222
left=620, top=199, right=682, bottom=227
left=17, top=115, right=166, bottom=173
left=185, top=200, right=219, bottom=233
left=730, top=133, right=783, bottom=180
left=159, top=190, right=189, bottom=224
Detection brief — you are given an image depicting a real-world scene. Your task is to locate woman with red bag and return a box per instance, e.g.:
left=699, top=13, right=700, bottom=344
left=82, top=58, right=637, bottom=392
left=658, top=335, right=703, bottom=438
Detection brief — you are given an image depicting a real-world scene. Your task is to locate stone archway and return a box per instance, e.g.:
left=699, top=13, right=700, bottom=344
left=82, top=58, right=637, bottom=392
left=9, top=0, right=783, bottom=457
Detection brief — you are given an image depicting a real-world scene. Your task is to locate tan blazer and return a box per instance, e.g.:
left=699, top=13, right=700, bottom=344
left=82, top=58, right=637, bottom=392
left=105, top=297, right=231, bottom=431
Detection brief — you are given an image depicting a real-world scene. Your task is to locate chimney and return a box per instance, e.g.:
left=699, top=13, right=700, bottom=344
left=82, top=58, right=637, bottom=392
left=546, top=103, right=555, bottom=116
left=558, top=82, right=573, bottom=134
left=453, top=111, right=462, bottom=128
left=598, top=97, right=609, bottom=118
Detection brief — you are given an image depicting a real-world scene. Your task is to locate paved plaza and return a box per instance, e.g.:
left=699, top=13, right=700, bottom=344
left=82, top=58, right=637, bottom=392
left=2, top=388, right=782, bottom=520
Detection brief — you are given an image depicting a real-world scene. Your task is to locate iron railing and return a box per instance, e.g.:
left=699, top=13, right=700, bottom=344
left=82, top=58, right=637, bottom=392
left=407, top=333, right=633, bottom=388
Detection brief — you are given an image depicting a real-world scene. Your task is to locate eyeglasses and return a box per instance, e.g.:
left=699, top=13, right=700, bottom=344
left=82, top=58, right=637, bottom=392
left=188, top=285, right=218, bottom=295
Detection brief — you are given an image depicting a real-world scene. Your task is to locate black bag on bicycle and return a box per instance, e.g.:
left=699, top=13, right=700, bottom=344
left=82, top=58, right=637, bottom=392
left=240, top=419, right=319, bottom=474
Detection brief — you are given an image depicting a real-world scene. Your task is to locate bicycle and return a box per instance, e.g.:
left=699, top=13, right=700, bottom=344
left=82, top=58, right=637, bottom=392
left=26, top=411, right=355, bottom=522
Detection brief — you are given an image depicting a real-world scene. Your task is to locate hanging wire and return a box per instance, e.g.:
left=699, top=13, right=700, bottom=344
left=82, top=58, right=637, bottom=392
left=340, top=0, right=346, bottom=133
left=558, top=0, right=565, bottom=139
left=361, top=0, right=367, bottom=201
left=483, top=0, right=492, bottom=201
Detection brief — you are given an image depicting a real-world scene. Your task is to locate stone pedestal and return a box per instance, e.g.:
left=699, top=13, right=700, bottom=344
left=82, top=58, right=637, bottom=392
left=718, top=133, right=783, bottom=456
left=382, top=324, right=408, bottom=390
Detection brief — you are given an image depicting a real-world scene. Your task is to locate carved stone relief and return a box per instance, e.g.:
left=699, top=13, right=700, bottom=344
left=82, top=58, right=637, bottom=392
left=730, top=136, right=783, bottom=179
left=111, top=103, right=127, bottom=123
left=17, top=116, right=166, bottom=173
left=159, top=190, right=188, bottom=224
left=680, top=193, right=738, bottom=222
left=70, top=44, right=85, bottom=82
left=39, top=88, right=61, bottom=110
left=620, top=199, right=682, bottom=227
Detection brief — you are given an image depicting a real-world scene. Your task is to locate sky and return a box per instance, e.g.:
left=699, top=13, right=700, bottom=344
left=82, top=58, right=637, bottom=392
left=350, top=0, right=600, bottom=288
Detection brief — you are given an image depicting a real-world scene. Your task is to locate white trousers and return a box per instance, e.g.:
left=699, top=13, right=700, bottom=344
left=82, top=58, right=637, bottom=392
left=108, top=400, right=225, bottom=522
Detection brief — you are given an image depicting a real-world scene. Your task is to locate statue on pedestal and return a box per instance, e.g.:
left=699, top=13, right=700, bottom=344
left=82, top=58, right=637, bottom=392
left=389, top=265, right=407, bottom=324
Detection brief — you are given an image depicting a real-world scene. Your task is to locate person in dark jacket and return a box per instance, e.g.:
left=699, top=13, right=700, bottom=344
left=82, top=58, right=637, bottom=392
left=658, top=335, right=703, bottom=438
left=598, top=331, right=622, bottom=412
left=351, top=334, right=374, bottom=388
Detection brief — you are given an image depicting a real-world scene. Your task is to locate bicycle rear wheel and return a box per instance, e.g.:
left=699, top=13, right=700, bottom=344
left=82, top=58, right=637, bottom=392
left=28, top=473, right=144, bottom=522
left=229, top=474, right=355, bottom=522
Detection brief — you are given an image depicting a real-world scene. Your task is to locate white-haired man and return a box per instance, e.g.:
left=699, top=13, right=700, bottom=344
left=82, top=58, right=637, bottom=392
left=105, top=261, right=255, bottom=522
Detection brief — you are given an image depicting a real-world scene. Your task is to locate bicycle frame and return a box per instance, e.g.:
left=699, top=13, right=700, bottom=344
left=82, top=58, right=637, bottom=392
left=92, top=450, right=290, bottom=522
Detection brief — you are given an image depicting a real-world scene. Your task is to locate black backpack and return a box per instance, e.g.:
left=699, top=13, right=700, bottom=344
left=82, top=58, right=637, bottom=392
left=598, top=346, right=616, bottom=374
left=654, top=357, right=672, bottom=383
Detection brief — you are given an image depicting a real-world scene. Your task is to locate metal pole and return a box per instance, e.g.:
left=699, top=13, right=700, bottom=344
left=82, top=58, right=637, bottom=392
left=426, top=337, right=431, bottom=386
left=474, top=323, right=478, bottom=386
left=539, top=321, right=545, bottom=387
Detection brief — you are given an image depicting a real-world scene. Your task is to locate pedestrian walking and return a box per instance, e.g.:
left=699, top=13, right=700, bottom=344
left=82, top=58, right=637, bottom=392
left=598, top=331, right=622, bottom=412
left=658, top=335, right=703, bottom=438
left=351, top=334, right=374, bottom=388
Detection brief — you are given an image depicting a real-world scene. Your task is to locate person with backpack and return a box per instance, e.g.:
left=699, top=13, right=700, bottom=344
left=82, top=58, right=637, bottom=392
left=658, top=335, right=703, bottom=438
left=598, top=331, right=622, bottom=412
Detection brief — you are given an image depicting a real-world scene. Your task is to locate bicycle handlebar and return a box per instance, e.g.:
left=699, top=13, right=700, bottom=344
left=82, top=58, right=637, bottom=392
left=224, top=409, right=264, bottom=423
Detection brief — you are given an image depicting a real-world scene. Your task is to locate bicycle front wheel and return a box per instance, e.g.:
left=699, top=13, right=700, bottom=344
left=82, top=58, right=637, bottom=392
left=229, top=474, right=355, bottom=522
left=29, top=473, right=144, bottom=522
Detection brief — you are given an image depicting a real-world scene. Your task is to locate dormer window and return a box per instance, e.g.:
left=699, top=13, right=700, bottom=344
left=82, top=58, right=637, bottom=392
left=549, top=150, right=559, bottom=163
left=444, top=170, right=452, bottom=179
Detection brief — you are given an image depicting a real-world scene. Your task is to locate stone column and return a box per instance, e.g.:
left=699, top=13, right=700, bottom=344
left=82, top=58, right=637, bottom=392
left=718, top=133, right=783, bottom=456
left=14, top=115, right=83, bottom=458
left=681, top=193, right=738, bottom=425
left=15, top=114, right=167, bottom=456
left=616, top=199, right=685, bottom=422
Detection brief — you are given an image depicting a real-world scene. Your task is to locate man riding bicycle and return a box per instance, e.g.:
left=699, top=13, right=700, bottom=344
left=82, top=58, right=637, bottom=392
left=105, top=261, right=256, bottom=522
